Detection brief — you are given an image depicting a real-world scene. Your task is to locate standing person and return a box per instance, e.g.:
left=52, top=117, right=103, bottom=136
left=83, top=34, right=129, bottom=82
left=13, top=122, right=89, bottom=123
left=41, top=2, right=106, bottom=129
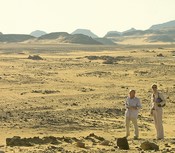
left=125, top=89, right=141, bottom=140
left=151, top=84, right=166, bottom=140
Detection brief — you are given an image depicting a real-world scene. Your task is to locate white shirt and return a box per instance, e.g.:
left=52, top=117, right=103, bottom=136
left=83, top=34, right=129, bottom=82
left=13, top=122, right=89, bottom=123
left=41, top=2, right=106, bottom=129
left=125, top=97, right=141, bottom=118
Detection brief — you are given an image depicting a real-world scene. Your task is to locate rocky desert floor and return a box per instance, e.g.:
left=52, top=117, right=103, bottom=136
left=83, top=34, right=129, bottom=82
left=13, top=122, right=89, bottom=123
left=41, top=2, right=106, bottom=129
left=0, top=44, right=175, bottom=152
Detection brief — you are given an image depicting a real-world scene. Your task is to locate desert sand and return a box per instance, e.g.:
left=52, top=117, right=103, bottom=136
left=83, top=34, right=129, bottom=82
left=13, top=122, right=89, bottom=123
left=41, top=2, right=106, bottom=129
left=0, top=43, right=175, bottom=152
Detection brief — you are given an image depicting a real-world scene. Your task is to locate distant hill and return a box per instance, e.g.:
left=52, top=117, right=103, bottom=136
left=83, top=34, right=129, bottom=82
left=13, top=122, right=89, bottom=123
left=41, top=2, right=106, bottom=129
left=1, top=20, right=175, bottom=44
left=30, top=30, right=47, bottom=37
left=104, top=20, right=175, bottom=44
left=0, top=32, right=102, bottom=44
left=94, top=38, right=116, bottom=45
left=0, top=34, right=35, bottom=42
left=147, top=35, right=175, bottom=42
left=38, top=32, right=102, bottom=45
left=149, top=20, right=175, bottom=30
left=104, top=31, right=121, bottom=37
left=122, top=30, right=144, bottom=36
left=38, top=32, right=70, bottom=40
left=105, top=28, right=137, bottom=37
left=68, top=34, right=101, bottom=44
left=71, top=29, right=98, bottom=38
left=122, top=28, right=137, bottom=34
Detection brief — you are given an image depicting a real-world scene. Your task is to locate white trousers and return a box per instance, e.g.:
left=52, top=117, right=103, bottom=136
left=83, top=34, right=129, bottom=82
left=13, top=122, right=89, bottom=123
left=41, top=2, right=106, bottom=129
left=153, top=108, right=164, bottom=139
left=125, top=117, right=139, bottom=137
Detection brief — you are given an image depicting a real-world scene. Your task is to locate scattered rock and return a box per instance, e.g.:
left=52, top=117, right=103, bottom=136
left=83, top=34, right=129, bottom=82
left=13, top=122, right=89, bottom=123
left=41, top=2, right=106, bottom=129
left=87, top=133, right=105, bottom=141
left=134, top=70, right=149, bottom=76
left=140, top=141, right=159, bottom=151
left=117, top=137, right=129, bottom=150
left=6, top=136, right=33, bottom=147
left=85, top=55, right=130, bottom=63
left=6, top=136, right=63, bottom=147
left=31, top=90, right=42, bottom=93
left=100, top=140, right=110, bottom=146
left=20, top=92, right=27, bottom=95
left=111, top=148, right=116, bottom=152
left=18, top=52, right=26, bottom=55
left=32, top=90, right=60, bottom=94
left=165, top=143, right=171, bottom=147
left=71, top=102, right=78, bottom=106
left=43, top=90, right=60, bottom=94
left=76, top=141, right=86, bottom=148
left=43, top=136, right=61, bottom=145
left=28, top=55, right=43, bottom=60
left=63, top=137, right=73, bottom=143
left=157, top=53, right=164, bottom=57
left=79, top=87, right=95, bottom=92
left=103, top=59, right=114, bottom=64
left=77, top=71, right=111, bottom=78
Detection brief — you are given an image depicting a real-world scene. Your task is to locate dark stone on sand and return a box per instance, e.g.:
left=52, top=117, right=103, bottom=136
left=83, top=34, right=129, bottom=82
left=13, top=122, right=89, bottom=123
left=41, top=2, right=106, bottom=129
left=157, top=53, right=164, bottom=57
left=28, top=55, right=43, bottom=60
left=140, top=141, right=159, bottom=151
left=76, top=141, right=86, bottom=148
left=117, top=137, right=129, bottom=150
left=32, top=89, right=60, bottom=94
left=63, top=137, right=73, bottom=143
left=28, top=136, right=43, bottom=144
left=86, top=133, right=105, bottom=141
left=6, top=136, right=33, bottom=147
left=6, top=136, right=62, bottom=147
left=100, top=140, right=110, bottom=146
left=43, top=136, right=61, bottom=145
left=103, top=59, right=114, bottom=64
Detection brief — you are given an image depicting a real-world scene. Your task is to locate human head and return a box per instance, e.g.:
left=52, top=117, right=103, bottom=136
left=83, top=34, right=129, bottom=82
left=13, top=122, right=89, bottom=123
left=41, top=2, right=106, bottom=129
left=152, top=84, right=158, bottom=93
left=129, top=89, right=136, bottom=98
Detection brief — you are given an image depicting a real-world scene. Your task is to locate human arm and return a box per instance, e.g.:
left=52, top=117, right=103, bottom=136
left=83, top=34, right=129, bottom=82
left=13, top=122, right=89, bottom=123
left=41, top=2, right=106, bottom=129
left=157, top=92, right=166, bottom=107
left=125, top=98, right=129, bottom=109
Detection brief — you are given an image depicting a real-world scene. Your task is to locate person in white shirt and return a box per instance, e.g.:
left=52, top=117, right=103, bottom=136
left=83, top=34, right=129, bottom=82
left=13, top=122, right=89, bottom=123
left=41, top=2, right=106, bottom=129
left=125, top=89, right=141, bottom=140
left=151, top=84, right=166, bottom=140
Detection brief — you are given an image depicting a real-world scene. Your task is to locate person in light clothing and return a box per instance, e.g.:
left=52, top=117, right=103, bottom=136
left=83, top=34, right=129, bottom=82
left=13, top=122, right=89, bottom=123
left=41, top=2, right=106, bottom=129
left=125, top=89, right=141, bottom=140
left=151, top=84, right=166, bottom=140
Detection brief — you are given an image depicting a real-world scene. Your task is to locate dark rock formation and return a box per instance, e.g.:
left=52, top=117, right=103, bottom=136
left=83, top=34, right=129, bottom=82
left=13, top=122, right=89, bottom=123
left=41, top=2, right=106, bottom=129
left=28, top=55, right=43, bottom=60
left=140, top=141, right=159, bottom=151
left=117, top=137, right=129, bottom=150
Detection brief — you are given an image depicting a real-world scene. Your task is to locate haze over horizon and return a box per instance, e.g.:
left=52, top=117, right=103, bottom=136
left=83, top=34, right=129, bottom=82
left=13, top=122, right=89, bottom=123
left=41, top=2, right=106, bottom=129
left=0, top=0, right=175, bottom=37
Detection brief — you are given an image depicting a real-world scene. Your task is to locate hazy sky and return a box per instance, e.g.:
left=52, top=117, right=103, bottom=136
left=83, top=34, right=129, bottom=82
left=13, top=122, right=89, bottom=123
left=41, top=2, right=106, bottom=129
left=0, top=0, right=175, bottom=37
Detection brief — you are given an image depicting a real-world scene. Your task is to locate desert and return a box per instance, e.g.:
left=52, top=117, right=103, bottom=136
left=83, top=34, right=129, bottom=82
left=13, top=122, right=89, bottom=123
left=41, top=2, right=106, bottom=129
left=0, top=43, right=175, bottom=152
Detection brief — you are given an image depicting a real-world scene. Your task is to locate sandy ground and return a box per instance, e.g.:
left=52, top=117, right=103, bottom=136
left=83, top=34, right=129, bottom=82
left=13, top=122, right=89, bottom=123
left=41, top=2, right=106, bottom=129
left=0, top=44, right=175, bottom=152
